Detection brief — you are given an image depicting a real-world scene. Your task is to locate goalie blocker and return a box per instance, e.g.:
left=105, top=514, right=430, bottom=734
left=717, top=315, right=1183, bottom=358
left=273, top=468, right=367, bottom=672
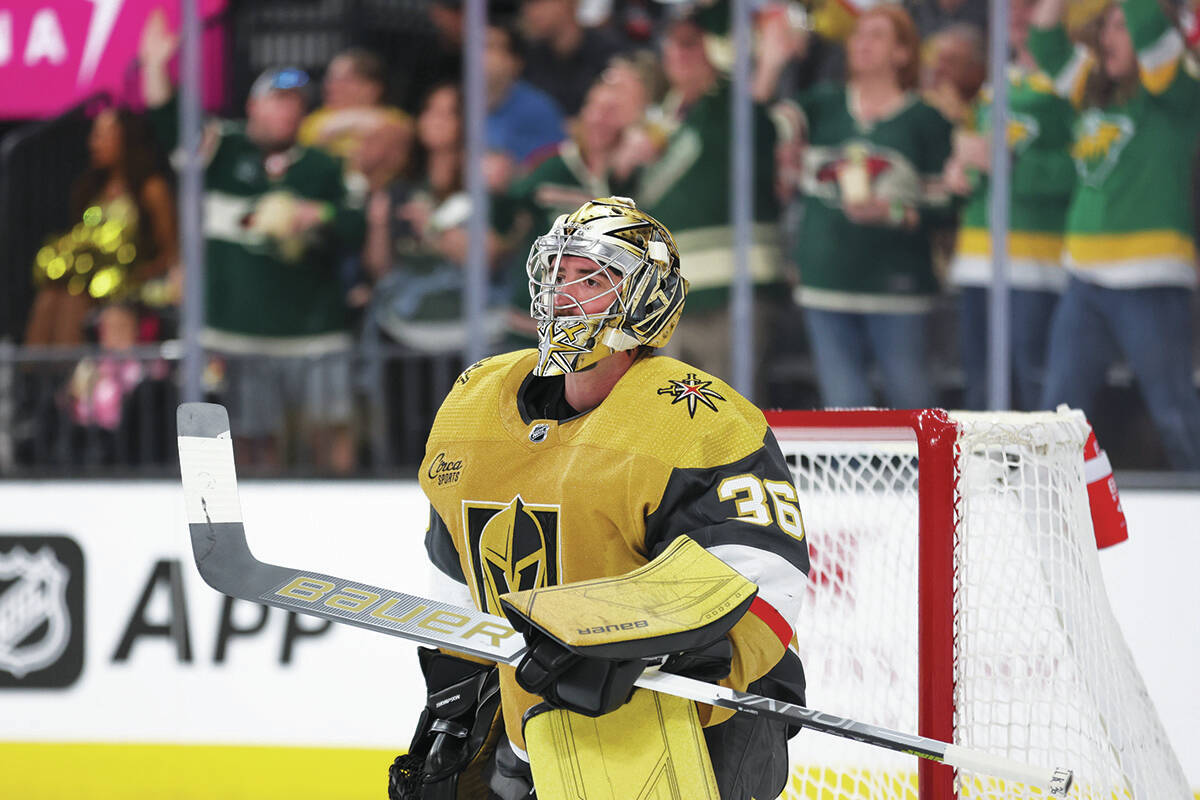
left=500, top=536, right=757, bottom=718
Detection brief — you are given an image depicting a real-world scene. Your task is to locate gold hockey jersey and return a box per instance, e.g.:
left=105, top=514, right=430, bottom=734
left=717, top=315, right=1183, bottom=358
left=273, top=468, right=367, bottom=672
left=419, top=349, right=810, bottom=750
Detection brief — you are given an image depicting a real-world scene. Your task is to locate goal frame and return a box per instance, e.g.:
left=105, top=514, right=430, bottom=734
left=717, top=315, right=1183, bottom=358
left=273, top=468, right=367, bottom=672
left=765, top=408, right=962, bottom=800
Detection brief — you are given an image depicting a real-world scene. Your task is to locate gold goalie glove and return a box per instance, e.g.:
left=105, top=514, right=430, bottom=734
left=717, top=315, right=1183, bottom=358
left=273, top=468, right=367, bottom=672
left=498, top=536, right=757, bottom=717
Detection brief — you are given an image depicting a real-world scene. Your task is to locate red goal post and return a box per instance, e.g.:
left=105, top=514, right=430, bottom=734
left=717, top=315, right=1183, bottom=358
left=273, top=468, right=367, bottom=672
left=763, top=408, right=1189, bottom=800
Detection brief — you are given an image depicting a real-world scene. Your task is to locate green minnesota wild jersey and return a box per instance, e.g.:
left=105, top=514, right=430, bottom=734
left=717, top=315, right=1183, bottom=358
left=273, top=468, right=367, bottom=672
left=952, top=67, right=1076, bottom=290
left=420, top=349, right=810, bottom=750
left=793, top=84, right=953, bottom=313
left=636, top=81, right=784, bottom=312
left=1028, top=0, right=1200, bottom=288
left=149, top=97, right=366, bottom=350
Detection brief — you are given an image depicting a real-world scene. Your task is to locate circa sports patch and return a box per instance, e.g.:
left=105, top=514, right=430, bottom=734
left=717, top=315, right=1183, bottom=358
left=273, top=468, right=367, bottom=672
left=656, top=373, right=726, bottom=418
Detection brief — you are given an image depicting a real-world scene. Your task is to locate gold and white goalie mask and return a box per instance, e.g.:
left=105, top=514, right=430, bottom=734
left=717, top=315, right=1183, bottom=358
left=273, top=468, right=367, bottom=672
left=527, top=196, right=688, bottom=376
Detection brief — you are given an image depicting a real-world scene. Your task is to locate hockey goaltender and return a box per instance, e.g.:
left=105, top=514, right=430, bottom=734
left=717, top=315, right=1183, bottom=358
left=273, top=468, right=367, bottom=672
left=393, top=197, right=811, bottom=800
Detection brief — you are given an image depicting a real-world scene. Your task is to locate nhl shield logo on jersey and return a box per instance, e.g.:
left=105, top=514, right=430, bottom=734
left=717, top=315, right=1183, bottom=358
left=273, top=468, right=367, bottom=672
left=0, top=536, right=85, bottom=688
left=657, top=373, right=726, bottom=418
left=463, top=497, right=560, bottom=614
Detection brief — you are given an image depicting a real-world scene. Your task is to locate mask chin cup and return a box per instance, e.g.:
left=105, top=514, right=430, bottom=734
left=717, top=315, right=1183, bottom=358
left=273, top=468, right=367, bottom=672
left=531, top=317, right=641, bottom=377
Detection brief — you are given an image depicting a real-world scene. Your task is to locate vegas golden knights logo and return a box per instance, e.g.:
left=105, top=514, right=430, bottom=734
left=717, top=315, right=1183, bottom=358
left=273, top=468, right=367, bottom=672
left=464, top=496, right=560, bottom=614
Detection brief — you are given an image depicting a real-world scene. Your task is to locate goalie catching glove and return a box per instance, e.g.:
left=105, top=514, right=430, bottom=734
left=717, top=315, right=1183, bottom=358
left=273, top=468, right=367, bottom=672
left=499, top=536, right=757, bottom=717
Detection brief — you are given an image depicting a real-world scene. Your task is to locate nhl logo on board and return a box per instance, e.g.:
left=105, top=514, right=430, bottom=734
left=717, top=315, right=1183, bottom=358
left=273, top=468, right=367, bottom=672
left=0, top=536, right=85, bottom=688
left=529, top=424, right=550, bottom=443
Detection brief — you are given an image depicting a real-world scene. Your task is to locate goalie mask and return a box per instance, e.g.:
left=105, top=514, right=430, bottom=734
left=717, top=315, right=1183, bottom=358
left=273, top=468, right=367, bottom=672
left=527, top=197, right=688, bottom=376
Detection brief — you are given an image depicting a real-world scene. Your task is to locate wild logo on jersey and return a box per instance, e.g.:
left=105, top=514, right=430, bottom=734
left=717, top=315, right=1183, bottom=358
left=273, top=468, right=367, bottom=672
left=1071, top=111, right=1135, bottom=188
left=802, top=141, right=923, bottom=208
left=1005, top=112, right=1040, bottom=153
left=977, top=106, right=1039, bottom=154
left=464, top=496, right=561, bottom=614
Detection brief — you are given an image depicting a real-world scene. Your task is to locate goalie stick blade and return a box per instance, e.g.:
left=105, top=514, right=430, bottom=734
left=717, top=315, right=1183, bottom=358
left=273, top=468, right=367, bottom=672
left=176, top=402, right=526, bottom=663
left=175, top=402, right=1073, bottom=797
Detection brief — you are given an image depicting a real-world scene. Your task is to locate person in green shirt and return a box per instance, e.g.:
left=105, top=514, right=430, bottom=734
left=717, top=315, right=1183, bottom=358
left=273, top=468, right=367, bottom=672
left=1030, top=0, right=1200, bottom=469
left=787, top=4, right=954, bottom=409
left=945, top=0, right=1075, bottom=411
left=139, top=11, right=365, bottom=473
left=636, top=14, right=785, bottom=396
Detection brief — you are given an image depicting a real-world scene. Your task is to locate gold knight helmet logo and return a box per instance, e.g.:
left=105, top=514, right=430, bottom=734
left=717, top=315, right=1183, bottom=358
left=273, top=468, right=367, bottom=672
left=465, top=496, right=560, bottom=614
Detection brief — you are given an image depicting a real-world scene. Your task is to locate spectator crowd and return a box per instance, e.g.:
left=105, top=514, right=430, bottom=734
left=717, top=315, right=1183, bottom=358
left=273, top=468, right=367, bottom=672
left=10, top=0, right=1200, bottom=472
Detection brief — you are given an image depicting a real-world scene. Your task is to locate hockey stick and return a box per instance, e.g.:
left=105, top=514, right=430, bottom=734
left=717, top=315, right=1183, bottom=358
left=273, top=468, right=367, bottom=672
left=177, top=402, right=1073, bottom=796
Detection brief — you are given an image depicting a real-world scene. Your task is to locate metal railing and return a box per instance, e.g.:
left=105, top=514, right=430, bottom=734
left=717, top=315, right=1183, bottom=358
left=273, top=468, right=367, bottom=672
left=0, top=342, right=464, bottom=479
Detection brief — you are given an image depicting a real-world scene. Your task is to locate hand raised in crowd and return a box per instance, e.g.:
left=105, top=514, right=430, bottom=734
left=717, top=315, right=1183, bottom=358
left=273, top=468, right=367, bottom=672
left=952, top=131, right=990, bottom=172
left=774, top=137, right=805, bottom=201
left=942, top=156, right=972, bottom=196
left=611, top=126, right=661, bottom=181
left=367, top=190, right=391, bottom=229
left=436, top=226, right=470, bottom=265
left=753, top=3, right=811, bottom=101
left=757, top=3, right=811, bottom=71
left=138, top=8, right=180, bottom=68
left=942, top=130, right=989, bottom=195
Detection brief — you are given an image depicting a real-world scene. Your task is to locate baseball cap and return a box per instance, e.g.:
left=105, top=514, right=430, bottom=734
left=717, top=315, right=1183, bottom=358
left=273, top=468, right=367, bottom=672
left=249, top=67, right=313, bottom=105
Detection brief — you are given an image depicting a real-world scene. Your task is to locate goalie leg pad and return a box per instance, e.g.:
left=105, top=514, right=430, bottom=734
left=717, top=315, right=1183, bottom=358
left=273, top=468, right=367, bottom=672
left=388, top=647, right=503, bottom=800
left=522, top=688, right=720, bottom=800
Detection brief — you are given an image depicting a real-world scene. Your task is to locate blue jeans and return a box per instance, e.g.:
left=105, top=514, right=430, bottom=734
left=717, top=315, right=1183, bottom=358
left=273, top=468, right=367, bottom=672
left=1041, top=277, right=1200, bottom=470
left=803, top=308, right=936, bottom=409
left=959, top=286, right=1059, bottom=411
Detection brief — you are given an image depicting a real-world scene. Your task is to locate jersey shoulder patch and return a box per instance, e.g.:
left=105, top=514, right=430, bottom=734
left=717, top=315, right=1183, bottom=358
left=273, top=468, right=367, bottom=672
left=617, top=356, right=768, bottom=470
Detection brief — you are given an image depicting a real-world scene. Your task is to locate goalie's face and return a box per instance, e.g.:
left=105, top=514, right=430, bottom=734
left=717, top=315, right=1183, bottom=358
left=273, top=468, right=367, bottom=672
left=550, top=256, right=623, bottom=317
left=528, top=238, right=632, bottom=376
left=529, top=252, right=628, bottom=376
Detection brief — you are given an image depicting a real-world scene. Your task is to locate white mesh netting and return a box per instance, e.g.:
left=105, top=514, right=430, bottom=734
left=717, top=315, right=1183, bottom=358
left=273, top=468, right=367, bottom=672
left=772, top=408, right=1190, bottom=800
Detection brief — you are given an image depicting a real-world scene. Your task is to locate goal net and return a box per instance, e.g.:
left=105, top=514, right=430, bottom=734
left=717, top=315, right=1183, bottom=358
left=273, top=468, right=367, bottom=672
left=766, top=407, right=1189, bottom=800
